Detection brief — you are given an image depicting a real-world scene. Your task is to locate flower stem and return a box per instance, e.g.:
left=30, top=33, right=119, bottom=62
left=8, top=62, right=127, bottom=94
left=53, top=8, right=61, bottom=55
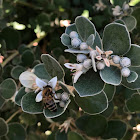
left=6, top=109, right=22, bottom=123
left=1, top=34, right=46, bottom=68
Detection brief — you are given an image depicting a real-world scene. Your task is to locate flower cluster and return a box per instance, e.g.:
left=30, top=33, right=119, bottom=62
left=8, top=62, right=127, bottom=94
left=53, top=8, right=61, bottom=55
left=19, top=71, right=69, bottom=108
left=64, top=31, right=113, bottom=83
left=112, top=2, right=130, bottom=16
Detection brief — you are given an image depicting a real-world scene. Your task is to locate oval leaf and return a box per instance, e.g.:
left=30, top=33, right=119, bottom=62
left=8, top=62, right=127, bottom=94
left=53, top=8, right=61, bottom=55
left=100, top=66, right=122, bottom=86
left=125, top=44, right=140, bottom=67
left=126, top=71, right=138, bottom=83
left=74, top=69, right=105, bottom=97
left=102, top=120, right=127, bottom=140
left=126, top=93, right=140, bottom=112
left=41, top=54, right=65, bottom=81
left=7, top=123, right=26, bottom=140
left=104, top=84, right=116, bottom=101
left=75, top=91, right=108, bottom=115
left=68, top=132, right=84, bottom=140
left=15, top=87, right=26, bottom=106
left=0, top=78, right=17, bottom=99
left=0, top=118, right=8, bottom=137
left=75, top=115, right=107, bottom=137
left=21, top=92, right=43, bottom=114
left=103, top=23, right=131, bottom=55
left=61, top=33, right=72, bottom=48
left=75, top=16, right=96, bottom=41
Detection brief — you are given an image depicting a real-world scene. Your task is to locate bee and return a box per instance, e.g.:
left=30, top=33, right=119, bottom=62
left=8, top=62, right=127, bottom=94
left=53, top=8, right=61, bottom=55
left=42, top=85, right=58, bottom=112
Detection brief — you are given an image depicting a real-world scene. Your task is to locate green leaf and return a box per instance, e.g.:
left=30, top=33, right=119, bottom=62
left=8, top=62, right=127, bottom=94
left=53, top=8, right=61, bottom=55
left=65, top=23, right=77, bottom=35
left=18, top=44, right=30, bottom=54
left=122, top=16, right=137, bottom=31
left=33, top=63, right=51, bottom=80
left=110, top=0, right=130, bottom=6
left=15, top=87, right=26, bottom=106
left=21, top=50, right=35, bottom=66
left=21, top=92, right=43, bottom=114
left=75, top=115, right=107, bottom=137
left=68, top=132, right=84, bottom=140
left=75, top=16, right=96, bottom=41
left=0, top=95, right=5, bottom=109
left=102, top=120, right=127, bottom=140
left=0, top=118, right=8, bottom=137
left=103, top=23, right=131, bottom=55
left=91, top=32, right=102, bottom=50
left=114, top=19, right=125, bottom=25
left=101, top=101, right=114, bottom=118
left=104, top=84, right=116, bottom=101
left=123, top=87, right=136, bottom=100
left=55, top=131, right=67, bottom=140
left=0, top=78, right=17, bottom=99
left=122, top=67, right=140, bottom=90
left=11, top=66, right=26, bottom=80
left=19, top=113, right=37, bottom=126
left=100, top=66, right=122, bottom=86
left=74, top=69, right=104, bottom=97
left=86, top=34, right=95, bottom=47
left=41, top=54, right=65, bottom=81
left=0, top=27, right=20, bottom=50
left=126, top=93, right=140, bottom=112
left=61, top=33, right=72, bottom=48
left=43, top=100, right=70, bottom=118
left=125, top=44, right=140, bottom=67
left=126, top=71, right=138, bottom=83
left=75, top=91, right=108, bottom=115
left=7, top=123, right=26, bottom=140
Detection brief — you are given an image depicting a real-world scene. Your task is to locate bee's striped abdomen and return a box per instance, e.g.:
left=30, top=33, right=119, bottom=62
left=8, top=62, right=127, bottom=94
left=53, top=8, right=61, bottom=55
left=44, top=99, right=57, bottom=112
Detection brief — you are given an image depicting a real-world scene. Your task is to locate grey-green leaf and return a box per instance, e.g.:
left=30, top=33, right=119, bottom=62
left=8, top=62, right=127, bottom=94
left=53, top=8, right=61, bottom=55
left=125, top=44, right=140, bottom=67
left=0, top=78, right=17, bottom=99
left=7, top=123, right=26, bottom=140
left=86, top=34, right=95, bottom=47
left=104, top=84, right=116, bottom=101
left=75, top=16, right=96, bottom=41
left=15, top=87, right=26, bottom=106
left=126, top=71, right=138, bottom=83
left=21, top=92, right=43, bottom=114
left=75, top=115, right=107, bottom=137
left=126, top=93, right=140, bottom=112
left=103, top=23, right=131, bottom=55
left=122, top=16, right=137, bottom=32
left=74, top=69, right=105, bottom=97
left=11, top=66, right=26, bottom=80
left=75, top=91, right=108, bottom=115
left=68, top=132, right=84, bottom=140
left=33, top=63, right=51, bottom=80
left=41, top=54, right=65, bottom=81
left=0, top=118, right=8, bottom=137
left=122, top=67, right=140, bottom=90
left=0, top=95, right=5, bottom=109
left=61, top=33, right=72, bottom=48
left=102, top=120, right=127, bottom=140
left=100, top=66, right=122, bottom=86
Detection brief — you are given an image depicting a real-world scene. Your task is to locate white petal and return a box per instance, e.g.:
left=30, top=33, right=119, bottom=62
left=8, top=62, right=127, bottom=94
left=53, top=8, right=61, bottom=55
left=19, top=71, right=37, bottom=89
left=73, top=71, right=83, bottom=83
left=64, top=63, right=76, bottom=69
left=91, top=55, right=97, bottom=72
left=48, top=76, right=57, bottom=89
left=36, top=77, right=47, bottom=89
left=65, top=49, right=90, bottom=54
left=35, top=91, right=43, bottom=102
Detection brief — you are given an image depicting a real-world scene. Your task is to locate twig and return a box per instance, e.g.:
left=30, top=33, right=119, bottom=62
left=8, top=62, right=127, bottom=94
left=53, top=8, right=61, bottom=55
left=6, top=109, right=22, bottom=123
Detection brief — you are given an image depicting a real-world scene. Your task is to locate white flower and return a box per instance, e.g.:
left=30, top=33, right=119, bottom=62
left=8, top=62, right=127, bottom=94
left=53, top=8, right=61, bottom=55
left=123, top=2, right=129, bottom=11
left=112, top=6, right=122, bottom=16
left=19, top=71, right=57, bottom=102
left=95, top=0, right=106, bottom=11
left=64, top=63, right=88, bottom=83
